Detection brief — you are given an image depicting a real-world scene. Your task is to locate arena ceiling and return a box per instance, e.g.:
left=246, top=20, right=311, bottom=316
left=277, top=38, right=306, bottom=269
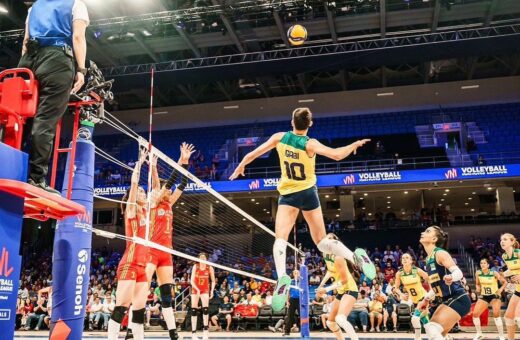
left=1, top=0, right=519, bottom=109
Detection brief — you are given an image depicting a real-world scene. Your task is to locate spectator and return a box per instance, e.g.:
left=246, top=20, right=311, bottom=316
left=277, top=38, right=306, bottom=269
left=264, top=291, right=273, bottom=306
left=218, top=281, right=230, bottom=298
left=145, top=294, right=162, bottom=330
left=311, top=291, right=325, bottom=307
left=88, top=296, right=103, bottom=331
left=383, top=294, right=398, bottom=332
left=211, top=295, right=233, bottom=331
left=369, top=292, right=384, bottom=332
left=359, top=281, right=371, bottom=296
left=251, top=289, right=263, bottom=306
left=383, top=261, right=396, bottom=282
left=320, top=295, right=334, bottom=331
left=348, top=290, right=370, bottom=332
left=101, top=294, right=114, bottom=331
left=25, top=296, right=47, bottom=330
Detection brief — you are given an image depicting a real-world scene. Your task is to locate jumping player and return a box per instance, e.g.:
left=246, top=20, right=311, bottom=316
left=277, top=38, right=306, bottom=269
left=146, top=143, right=195, bottom=340
left=472, top=258, right=506, bottom=340
left=107, top=149, right=149, bottom=340
left=229, top=107, right=375, bottom=311
left=317, top=233, right=360, bottom=340
left=500, top=233, right=520, bottom=340
left=190, top=253, right=216, bottom=340
left=393, top=253, right=432, bottom=340
left=420, top=226, right=471, bottom=340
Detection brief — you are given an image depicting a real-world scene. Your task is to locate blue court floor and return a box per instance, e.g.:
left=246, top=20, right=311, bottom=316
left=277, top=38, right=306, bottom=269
left=13, top=330, right=490, bottom=339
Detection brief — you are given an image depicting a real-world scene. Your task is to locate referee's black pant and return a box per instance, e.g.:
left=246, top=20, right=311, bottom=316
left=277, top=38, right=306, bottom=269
left=18, top=46, right=74, bottom=183
left=284, top=297, right=300, bottom=334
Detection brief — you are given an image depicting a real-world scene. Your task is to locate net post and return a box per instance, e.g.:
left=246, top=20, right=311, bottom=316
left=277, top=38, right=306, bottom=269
left=299, top=255, right=310, bottom=338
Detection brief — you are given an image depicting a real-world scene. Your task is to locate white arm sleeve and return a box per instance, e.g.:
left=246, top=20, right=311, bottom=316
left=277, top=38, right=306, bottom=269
left=425, top=289, right=436, bottom=300
left=448, top=266, right=463, bottom=281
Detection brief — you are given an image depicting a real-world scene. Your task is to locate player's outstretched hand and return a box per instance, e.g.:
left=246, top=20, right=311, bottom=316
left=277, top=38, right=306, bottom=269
left=229, top=164, right=245, bottom=180
left=352, top=139, right=371, bottom=155
left=180, top=142, right=195, bottom=164
left=138, top=147, right=148, bottom=164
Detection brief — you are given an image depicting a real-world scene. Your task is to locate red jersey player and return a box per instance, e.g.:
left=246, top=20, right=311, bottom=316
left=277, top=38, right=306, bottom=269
left=146, top=142, right=194, bottom=340
left=190, top=253, right=216, bottom=340
left=108, top=148, right=149, bottom=340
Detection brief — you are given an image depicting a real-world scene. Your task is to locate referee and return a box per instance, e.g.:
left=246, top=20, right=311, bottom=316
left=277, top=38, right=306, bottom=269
left=284, top=269, right=300, bottom=336
left=19, top=0, right=89, bottom=194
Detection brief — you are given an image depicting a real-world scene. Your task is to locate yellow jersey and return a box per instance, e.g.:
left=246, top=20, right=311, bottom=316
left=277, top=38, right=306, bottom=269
left=477, top=269, right=499, bottom=296
left=398, top=266, right=426, bottom=304
left=503, top=249, right=520, bottom=293
left=324, top=253, right=358, bottom=294
left=276, top=132, right=316, bottom=196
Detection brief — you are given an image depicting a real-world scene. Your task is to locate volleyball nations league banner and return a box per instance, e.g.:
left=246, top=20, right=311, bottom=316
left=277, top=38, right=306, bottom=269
left=0, top=144, right=26, bottom=340
left=95, top=164, right=519, bottom=196
left=50, top=123, right=95, bottom=340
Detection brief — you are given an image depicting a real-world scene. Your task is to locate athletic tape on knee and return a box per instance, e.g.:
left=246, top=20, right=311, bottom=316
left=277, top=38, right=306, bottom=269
left=202, top=307, right=209, bottom=315
left=132, top=308, right=146, bottom=324
left=411, top=315, right=422, bottom=329
left=424, top=321, right=444, bottom=340
left=505, top=318, right=515, bottom=326
left=111, top=306, right=128, bottom=323
left=160, top=284, right=173, bottom=308
left=191, top=308, right=200, bottom=317
left=326, top=320, right=340, bottom=332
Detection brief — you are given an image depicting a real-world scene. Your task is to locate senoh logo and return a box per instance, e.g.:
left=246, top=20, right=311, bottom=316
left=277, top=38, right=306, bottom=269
left=74, top=250, right=89, bottom=316
left=343, top=174, right=355, bottom=185
left=444, top=168, right=458, bottom=179
left=249, top=180, right=260, bottom=190
left=0, top=247, right=14, bottom=277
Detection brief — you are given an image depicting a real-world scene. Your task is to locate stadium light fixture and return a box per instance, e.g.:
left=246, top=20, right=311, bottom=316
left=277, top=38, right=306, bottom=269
left=461, top=85, right=479, bottom=90
left=0, top=5, right=8, bottom=13
left=377, top=92, right=394, bottom=97
left=404, top=191, right=408, bottom=194
left=298, top=99, right=314, bottom=103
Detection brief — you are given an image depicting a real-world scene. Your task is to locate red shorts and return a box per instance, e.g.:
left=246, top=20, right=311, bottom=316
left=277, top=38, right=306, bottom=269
left=117, top=262, right=147, bottom=283
left=147, top=248, right=173, bottom=268
left=194, top=286, right=210, bottom=295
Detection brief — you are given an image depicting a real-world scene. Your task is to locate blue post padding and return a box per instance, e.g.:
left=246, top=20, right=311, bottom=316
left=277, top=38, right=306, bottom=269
left=299, top=264, right=310, bottom=338
left=50, top=137, right=95, bottom=340
left=0, top=143, right=27, bottom=340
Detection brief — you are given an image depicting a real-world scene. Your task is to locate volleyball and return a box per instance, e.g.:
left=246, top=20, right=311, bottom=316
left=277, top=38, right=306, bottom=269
left=287, top=24, right=307, bottom=46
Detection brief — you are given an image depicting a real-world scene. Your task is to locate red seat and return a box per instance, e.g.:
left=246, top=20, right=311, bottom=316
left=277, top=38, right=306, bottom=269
left=0, top=68, right=38, bottom=150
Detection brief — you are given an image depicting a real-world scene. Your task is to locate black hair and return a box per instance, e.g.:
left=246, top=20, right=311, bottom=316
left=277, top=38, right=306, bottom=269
left=292, top=107, right=312, bottom=130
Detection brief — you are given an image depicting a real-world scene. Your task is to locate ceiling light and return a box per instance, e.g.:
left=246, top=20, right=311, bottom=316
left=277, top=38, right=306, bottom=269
left=180, top=202, right=185, bottom=205
left=224, top=105, right=239, bottom=109
left=471, top=208, right=475, bottom=212
left=465, top=202, right=469, bottom=205
left=445, top=189, right=450, bottom=192
left=404, top=191, right=408, bottom=194
left=362, top=207, right=366, bottom=210
left=441, top=199, right=445, bottom=201
left=461, top=85, right=479, bottom=90
left=215, top=201, right=219, bottom=203
left=387, top=206, right=391, bottom=209
left=0, top=5, right=8, bottom=14
left=255, top=202, right=259, bottom=205
left=125, top=32, right=135, bottom=38
left=142, top=29, right=152, bottom=36
left=337, top=208, right=341, bottom=211
left=438, top=203, right=442, bottom=206
left=364, top=193, right=368, bottom=196
left=335, top=214, right=340, bottom=217
left=333, top=198, right=337, bottom=201
left=387, top=201, right=391, bottom=204
left=325, top=195, right=330, bottom=198
left=487, top=187, right=493, bottom=190
left=298, top=99, right=314, bottom=103
left=359, top=197, right=364, bottom=200
left=251, top=198, right=255, bottom=202
left=443, top=193, right=447, bottom=196
left=377, top=92, right=394, bottom=97
left=368, top=213, right=372, bottom=216
left=386, top=196, right=391, bottom=199
left=242, top=218, right=246, bottom=221
left=468, top=197, right=472, bottom=200
left=472, top=192, right=476, bottom=195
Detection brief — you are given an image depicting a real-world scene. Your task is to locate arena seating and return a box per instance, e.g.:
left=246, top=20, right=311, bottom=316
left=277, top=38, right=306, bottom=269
left=92, top=102, right=520, bottom=184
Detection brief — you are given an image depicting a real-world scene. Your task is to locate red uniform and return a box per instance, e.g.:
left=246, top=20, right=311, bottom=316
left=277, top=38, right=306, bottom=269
left=193, top=264, right=210, bottom=295
left=147, top=201, right=174, bottom=267
left=117, top=207, right=148, bottom=282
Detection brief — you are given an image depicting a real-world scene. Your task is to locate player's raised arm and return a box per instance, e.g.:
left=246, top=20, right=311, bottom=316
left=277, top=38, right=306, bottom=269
left=126, top=148, right=147, bottom=218
left=229, top=132, right=285, bottom=180
left=306, top=138, right=371, bottom=161
left=168, top=143, right=195, bottom=205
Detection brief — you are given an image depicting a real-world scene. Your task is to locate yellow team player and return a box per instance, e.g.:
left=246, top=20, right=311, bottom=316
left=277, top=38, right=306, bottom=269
left=393, top=253, right=432, bottom=340
left=317, top=234, right=360, bottom=340
left=472, top=258, right=506, bottom=340
left=500, top=233, right=520, bottom=340
left=229, top=107, right=375, bottom=311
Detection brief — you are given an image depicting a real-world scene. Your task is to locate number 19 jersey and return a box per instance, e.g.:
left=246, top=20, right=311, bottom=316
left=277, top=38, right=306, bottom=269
left=276, top=131, right=316, bottom=196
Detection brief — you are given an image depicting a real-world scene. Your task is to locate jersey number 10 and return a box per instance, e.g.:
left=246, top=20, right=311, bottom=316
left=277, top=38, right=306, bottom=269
left=284, top=161, right=306, bottom=181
